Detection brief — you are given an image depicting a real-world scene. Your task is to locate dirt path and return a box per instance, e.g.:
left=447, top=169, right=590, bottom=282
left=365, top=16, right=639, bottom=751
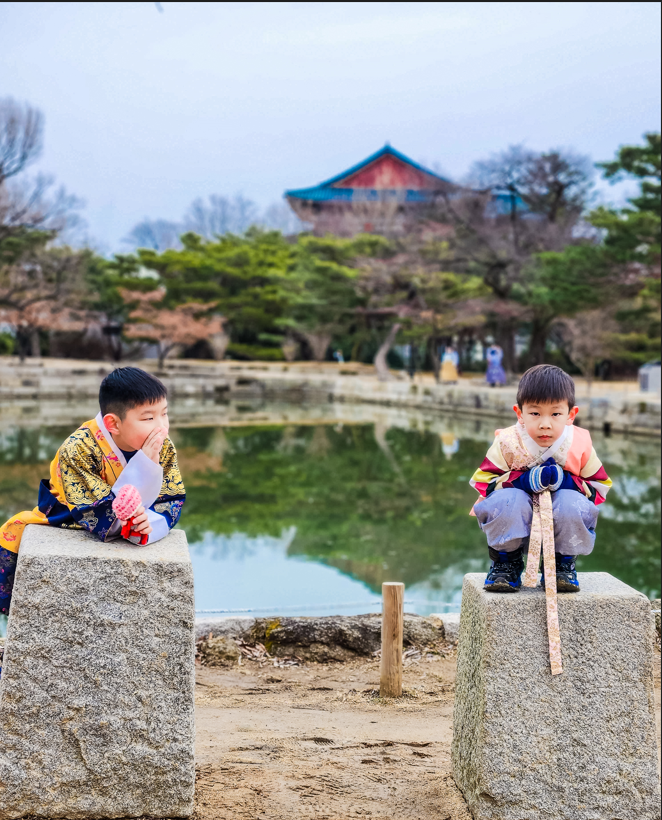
left=194, top=653, right=468, bottom=819
left=193, top=652, right=661, bottom=820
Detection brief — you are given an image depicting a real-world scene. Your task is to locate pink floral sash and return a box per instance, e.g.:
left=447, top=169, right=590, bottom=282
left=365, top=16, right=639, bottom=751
left=498, top=425, right=571, bottom=676
left=523, top=491, right=562, bottom=674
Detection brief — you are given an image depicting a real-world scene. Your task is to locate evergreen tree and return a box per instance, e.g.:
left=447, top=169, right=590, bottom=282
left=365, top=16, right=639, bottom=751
left=281, top=235, right=366, bottom=361
left=135, top=228, right=295, bottom=360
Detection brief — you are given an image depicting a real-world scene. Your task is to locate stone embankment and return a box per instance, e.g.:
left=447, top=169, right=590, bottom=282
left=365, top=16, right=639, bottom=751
left=195, top=613, right=454, bottom=665
left=1, top=357, right=659, bottom=435
left=193, top=603, right=658, bottom=667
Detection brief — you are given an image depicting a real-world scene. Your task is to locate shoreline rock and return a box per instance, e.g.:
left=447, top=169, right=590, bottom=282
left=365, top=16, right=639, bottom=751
left=196, top=613, right=451, bottom=664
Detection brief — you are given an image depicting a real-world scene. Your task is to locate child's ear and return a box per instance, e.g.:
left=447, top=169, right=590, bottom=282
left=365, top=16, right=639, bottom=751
left=566, top=405, right=580, bottom=425
left=513, top=404, right=523, bottom=422
left=103, top=413, right=121, bottom=435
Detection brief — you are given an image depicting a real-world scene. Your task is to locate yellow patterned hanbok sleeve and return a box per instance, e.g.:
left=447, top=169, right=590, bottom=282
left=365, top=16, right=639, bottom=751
left=151, top=437, right=186, bottom=529
left=57, top=432, right=119, bottom=541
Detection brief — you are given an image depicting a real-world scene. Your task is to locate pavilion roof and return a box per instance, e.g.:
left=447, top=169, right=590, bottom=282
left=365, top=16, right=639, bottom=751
left=285, top=144, right=453, bottom=202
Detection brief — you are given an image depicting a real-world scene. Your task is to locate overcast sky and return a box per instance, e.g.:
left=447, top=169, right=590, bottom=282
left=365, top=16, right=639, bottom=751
left=1, top=1, right=660, bottom=251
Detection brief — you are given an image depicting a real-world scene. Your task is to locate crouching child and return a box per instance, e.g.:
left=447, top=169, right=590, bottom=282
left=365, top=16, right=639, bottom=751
left=470, top=365, right=611, bottom=593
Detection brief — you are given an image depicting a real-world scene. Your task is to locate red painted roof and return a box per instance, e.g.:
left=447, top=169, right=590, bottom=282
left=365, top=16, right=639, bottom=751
left=335, top=153, right=441, bottom=189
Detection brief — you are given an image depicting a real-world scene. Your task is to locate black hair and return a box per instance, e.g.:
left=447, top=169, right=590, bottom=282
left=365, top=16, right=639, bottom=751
left=99, top=367, right=167, bottom=419
left=517, top=365, right=576, bottom=409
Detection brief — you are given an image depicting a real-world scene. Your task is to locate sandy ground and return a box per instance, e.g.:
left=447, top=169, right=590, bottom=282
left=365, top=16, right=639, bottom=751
left=192, top=651, right=661, bottom=820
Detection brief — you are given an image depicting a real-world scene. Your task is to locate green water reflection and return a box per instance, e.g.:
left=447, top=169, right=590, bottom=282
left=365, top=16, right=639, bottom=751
left=0, top=404, right=660, bottom=607
left=176, top=421, right=661, bottom=601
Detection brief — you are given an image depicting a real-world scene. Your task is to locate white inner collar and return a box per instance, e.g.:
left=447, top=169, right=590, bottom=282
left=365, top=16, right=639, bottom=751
left=94, top=411, right=128, bottom=468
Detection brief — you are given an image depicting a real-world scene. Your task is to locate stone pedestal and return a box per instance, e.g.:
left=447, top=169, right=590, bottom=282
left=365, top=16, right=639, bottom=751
left=452, top=573, right=660, bottom=820
left=0, top=526, right=196, bottom=819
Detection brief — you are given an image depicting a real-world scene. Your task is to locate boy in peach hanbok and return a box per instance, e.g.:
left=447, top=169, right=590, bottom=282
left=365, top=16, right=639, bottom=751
left=470, top=365, right=612, bottom=595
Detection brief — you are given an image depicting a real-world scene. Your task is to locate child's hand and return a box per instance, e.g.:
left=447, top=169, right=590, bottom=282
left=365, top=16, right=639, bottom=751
left=540, top=458, right=563, bottom=489
left=514, top=459, right=563, bottom=494
left=119, top=504, right=152, bottom=537
left=141, top=427, right=167, bottom=465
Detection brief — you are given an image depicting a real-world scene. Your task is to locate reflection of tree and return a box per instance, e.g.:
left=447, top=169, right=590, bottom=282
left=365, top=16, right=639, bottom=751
left=580, top=472, right=661, bottom=599
left=0, top=463, right=48, bottom=522
left=0, top=427, right=70, bottom=465
left=177, top=424, right=498, bottom=591
left=0, top=427, right=71, bottom=522
left=373, top=420, right=404, bottom=480
left=306, top=426, right=331, bottom=458
left=276, top=425, right=300, bottom=454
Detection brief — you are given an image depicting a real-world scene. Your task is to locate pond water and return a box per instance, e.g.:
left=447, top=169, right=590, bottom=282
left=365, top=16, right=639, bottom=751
left=0, top=400, right=659, bottom=626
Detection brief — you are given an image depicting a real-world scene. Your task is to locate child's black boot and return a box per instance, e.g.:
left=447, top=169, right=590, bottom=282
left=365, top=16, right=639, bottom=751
left=540, top=553, right=580, bottom=593
left=484, top=546, right=525, bottom=593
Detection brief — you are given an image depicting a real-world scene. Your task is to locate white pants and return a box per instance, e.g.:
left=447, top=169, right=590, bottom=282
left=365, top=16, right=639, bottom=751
left=474, top=489, right=599, bottom=556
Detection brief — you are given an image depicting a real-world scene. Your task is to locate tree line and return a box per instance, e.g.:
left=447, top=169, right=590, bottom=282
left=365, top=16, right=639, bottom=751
left=0, top=96, right=659, bottom=381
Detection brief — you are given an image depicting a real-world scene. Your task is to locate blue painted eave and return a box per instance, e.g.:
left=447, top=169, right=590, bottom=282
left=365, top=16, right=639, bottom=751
left=285, top=187, right=444, bottom=203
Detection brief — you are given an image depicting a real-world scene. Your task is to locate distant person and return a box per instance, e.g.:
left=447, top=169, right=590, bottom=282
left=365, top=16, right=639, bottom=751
left=441, top=432, right=459, bottom=459
left=333, top=349, right=345, bottom=363
left=441, top=345, right=459, bottom=383
left=0, top=367, right=186, bottom=618
left=407, top=345, right=417, bottom=380
left=485, top=344, right=507, bottom=386
left=470, top=364, right=611, bottom=596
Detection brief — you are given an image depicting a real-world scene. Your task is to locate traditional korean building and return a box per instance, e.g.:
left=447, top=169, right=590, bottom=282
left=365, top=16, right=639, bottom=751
left=285, top=144, right=460, bottom=237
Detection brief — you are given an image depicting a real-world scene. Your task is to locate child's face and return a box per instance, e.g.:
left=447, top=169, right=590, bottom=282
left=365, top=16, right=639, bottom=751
left=103, top=398, right=169, bottom=452
left=513, top=400, right=579, bottom=447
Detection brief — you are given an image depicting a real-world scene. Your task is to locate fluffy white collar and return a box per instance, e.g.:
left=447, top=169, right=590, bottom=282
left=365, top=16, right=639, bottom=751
left=520, top=423, right=573, bottom=461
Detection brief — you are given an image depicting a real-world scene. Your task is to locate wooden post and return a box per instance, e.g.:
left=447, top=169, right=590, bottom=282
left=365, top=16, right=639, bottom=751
left=380, top=582, right=404, bottom=698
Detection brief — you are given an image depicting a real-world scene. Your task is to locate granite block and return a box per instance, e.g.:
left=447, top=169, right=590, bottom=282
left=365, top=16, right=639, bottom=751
left=0, top=525, right=195, bottom=819
left=452, top=572, right=660, bottom=820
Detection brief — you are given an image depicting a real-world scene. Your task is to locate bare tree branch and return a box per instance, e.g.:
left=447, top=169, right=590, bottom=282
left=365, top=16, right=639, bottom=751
left=0, top=174, right=84, bottom=242
left=122, top=218, right=182, bottom=251
left=182, top=193, right=259, bottom=239
left=0, top=98, right=44, bottom=184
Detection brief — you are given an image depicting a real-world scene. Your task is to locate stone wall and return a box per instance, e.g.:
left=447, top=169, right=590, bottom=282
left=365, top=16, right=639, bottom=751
left=1, top=357, right=659, bottom=436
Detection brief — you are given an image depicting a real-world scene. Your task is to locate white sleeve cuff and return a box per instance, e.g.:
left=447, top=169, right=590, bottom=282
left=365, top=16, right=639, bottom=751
left=112, top=450, right=163, bottom=510
left=127, top=508, right=170, bottom=545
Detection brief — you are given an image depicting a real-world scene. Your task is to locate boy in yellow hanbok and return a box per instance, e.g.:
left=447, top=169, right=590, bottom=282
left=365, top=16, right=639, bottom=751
left=0, top=367, right=186, bottom=616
